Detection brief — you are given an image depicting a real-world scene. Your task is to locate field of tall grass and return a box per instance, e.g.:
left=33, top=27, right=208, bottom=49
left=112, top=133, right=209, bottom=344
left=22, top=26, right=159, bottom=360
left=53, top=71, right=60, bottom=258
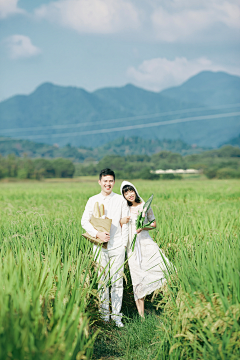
left=0, top=179, right=239, bottom=359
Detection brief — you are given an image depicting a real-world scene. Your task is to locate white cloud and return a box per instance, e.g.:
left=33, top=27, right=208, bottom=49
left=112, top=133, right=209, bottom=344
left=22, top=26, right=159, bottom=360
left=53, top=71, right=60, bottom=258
left=5, top=35, right=41, bottom=59
left=127, top=57, right=240, bottom=91
left=35, top=0, right=140, bottom=33
left=151, top=0, right=240, bottom=42
left=0, top=0, right=24, bottom=18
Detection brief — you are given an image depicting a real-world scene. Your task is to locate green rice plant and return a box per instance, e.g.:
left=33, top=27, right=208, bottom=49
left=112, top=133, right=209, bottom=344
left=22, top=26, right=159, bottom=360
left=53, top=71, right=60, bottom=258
left=0, top=245, right=98, bottom=360
left=132, top=179, right=240, bottom=359
left=154, top=234, right=240, bottom=359
left=0, top=182, right=101, bottom=360
left=0, top=179, right=240, bottom=359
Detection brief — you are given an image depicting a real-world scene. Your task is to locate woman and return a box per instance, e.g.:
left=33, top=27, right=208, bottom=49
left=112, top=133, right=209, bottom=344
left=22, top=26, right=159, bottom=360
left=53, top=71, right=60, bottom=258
left=120, top=181, right=171, bottom=317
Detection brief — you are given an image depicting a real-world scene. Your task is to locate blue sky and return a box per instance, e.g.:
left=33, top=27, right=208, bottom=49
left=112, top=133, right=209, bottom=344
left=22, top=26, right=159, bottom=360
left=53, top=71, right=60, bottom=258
left=0, top=0, right=239, bottom=101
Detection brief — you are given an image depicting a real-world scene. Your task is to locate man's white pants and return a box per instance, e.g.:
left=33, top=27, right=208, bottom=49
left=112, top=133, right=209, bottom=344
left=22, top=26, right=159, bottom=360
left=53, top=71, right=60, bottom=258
left=93, top=244, right=125, bottom=321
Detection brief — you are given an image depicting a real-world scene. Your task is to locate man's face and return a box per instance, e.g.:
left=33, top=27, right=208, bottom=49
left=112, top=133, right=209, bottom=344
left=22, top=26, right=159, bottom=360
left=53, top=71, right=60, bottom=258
left=98, top=175, right=115, bottom=195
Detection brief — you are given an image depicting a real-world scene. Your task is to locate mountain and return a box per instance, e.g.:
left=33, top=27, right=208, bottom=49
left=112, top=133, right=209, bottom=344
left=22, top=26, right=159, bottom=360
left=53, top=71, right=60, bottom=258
left=160, top=71, right=240, bottom=106
left=93, top=84, right=189, bottom=113
left=0, top=136, right=207, bottom=162
left=0, top=71, right=239, bottom=148
left=221, top=133, right=240, bottom=147
left=0, top=83, right=192, bottom=147
left=96, top=136, right=208, bottom=157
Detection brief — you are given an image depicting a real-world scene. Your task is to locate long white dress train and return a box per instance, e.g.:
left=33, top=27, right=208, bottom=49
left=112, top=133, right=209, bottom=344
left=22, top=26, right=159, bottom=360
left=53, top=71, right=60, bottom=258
left=127, top=203, right=171, bottom=301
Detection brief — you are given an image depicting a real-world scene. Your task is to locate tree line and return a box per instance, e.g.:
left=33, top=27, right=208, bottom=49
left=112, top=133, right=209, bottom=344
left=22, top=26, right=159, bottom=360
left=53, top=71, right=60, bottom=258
left=0, top=145, right=239, bottom=180
left=0, top=156, right=75, bottom=179
left=0, top=136, right=206, bottom=160
left=75, top=145, right=240, bottom=180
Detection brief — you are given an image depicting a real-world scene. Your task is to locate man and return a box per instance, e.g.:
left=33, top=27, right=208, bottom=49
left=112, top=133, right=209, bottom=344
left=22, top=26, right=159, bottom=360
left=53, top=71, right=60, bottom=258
left=81, top=168, right=128, bottom=327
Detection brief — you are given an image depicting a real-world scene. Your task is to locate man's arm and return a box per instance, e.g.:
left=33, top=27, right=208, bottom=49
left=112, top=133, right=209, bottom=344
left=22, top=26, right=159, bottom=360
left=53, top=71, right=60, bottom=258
left=81, top=198, right=98, bottom=238
left=121, top=199, right=129, bottom=247
left=81, top=198, right=110, bottom=242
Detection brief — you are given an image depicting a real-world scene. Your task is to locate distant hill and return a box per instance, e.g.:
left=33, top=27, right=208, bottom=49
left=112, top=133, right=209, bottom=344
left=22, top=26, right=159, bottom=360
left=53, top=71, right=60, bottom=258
left=0, top=136, right=97, bottom=162
left=96, top=137, right=208, bottom=157
left=0, top=71, right=239, bottom=148
left=0, top=136, right=207, bottom=162
left=160, top=71, right=240, bottom=106
left=221, top=133, right=240, bottom=147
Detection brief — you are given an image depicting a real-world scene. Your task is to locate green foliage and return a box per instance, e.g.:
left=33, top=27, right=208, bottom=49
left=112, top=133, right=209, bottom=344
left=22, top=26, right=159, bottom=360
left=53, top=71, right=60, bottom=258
left=0, top=155, right=75, bottom=179
left=75, top=145, right=240, bottom=180
left=0, top=180, right=240, bottom=359
left=51, top=158, right=75, bottom=178
left=34, top=158, right=55, bottom=178
left=0, top=182, right=102, bottom=359
left=111, top=314, right=162, bottom=360
left=216, top=167, right=240, bottom=179
left=93, top=179, right=240, bottom=359
left=0, top=136, right=207, bottom=162
left=154, top=236, right=240, bottom=359
left=138, top=167, right=160, bottom=180
left=0, top=249, right=96, bottom=360
left=1, top=142, right=239, bottom=180
left=0, top=137, right=93, bottom=161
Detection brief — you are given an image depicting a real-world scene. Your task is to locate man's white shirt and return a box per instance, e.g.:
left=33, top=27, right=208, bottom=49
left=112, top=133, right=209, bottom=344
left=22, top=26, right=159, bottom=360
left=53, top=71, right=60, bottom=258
left=81, top=192, right=129, bottom=250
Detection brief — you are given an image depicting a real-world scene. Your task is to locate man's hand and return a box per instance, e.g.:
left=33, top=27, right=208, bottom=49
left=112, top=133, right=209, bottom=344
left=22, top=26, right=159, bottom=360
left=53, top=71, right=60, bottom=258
left=136, top=228, right=143, bottom=234
left=96, top=231, right=110, bottom=242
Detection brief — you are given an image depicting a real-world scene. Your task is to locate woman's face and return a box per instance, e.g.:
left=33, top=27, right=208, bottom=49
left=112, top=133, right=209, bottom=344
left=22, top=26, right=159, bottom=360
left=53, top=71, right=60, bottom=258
left=123, top=189, right=136, bottom=203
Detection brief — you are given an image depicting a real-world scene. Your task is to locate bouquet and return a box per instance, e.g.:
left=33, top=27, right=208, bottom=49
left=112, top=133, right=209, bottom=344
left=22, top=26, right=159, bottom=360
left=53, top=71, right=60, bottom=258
left=131, top=194, right=155, bottom=251
left=82, top=202, right=112, bottom=249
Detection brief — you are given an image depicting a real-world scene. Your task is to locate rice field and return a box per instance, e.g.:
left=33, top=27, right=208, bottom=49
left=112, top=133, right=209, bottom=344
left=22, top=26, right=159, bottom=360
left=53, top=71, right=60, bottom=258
left=0, top=179, right=240, bottom=359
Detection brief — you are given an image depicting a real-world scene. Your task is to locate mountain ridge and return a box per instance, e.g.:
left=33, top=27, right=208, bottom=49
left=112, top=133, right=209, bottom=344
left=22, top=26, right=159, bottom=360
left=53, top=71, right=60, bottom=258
left=0, top=71, right=239, bottom=148
left=160, top=71, right=240, bottom=106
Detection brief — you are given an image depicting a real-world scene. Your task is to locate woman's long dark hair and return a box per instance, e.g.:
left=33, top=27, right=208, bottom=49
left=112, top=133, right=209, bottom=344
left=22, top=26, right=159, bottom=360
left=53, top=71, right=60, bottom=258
left=122, top=185, right=141, bottom=207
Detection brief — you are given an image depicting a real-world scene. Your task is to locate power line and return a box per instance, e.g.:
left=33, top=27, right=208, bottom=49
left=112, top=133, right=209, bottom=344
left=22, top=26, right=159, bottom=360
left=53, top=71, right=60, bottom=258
left=1, top=111, right=239, bottom=141
left=1, top=103, right=240, bottom=134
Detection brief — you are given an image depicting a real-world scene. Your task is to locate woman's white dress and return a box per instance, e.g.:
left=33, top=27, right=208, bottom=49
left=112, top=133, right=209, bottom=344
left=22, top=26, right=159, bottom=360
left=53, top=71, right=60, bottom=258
left=127, top=203, right=171, bottom=301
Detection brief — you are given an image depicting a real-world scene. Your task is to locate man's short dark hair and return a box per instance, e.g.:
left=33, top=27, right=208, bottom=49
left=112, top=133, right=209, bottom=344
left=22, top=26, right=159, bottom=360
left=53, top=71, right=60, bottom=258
left=99, top=168, right=115, bottom=180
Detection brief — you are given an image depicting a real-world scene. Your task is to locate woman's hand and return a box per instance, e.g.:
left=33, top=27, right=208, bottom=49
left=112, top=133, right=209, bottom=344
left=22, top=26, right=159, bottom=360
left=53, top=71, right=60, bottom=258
left=120, top=216, right=131, bottom=226
left=136, top=228, right=143, bottom=234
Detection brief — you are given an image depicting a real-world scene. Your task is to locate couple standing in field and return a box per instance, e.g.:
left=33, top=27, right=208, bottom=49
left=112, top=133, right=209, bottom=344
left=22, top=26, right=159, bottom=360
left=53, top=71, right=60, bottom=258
left=81, top=168, right=170, bottom=327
